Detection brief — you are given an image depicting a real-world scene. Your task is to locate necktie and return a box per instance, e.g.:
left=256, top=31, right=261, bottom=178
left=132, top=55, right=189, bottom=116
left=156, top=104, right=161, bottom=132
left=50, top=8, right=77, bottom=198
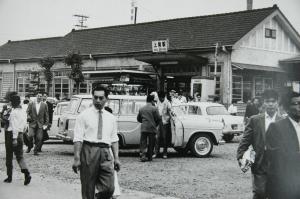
left=98, top=110, right=103, bottom=139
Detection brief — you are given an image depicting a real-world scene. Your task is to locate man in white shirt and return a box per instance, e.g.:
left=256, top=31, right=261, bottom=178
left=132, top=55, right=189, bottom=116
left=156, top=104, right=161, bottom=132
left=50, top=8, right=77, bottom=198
left=4, top=94, right=31, bottom=185
left=237, top=89, right=281, bottom=199
left=266, top=91, right=300, bottom=198
left=154, top=91, right=172, bottom=159
left=72, top=86, right=120, bottom=199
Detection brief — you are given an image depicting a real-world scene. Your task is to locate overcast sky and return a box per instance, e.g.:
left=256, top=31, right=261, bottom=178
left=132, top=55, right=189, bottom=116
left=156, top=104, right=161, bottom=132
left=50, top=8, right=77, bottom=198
left=0, top=0, right=299, bottom=46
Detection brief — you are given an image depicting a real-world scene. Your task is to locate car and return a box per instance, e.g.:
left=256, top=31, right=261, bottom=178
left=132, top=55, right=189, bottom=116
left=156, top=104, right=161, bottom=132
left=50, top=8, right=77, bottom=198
left=170, top=105, right=225, bottom=157
left=48, top=101, right=69, bottom=139
left=56, top=95, right=225, bottom=157
left=56, top=95, right=146, bottom=145
left=172, top=102, right=245, bottom=143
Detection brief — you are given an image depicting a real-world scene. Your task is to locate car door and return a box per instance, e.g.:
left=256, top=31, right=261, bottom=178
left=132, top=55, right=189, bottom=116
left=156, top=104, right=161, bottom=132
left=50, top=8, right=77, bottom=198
left=49, top=103, right=60, bottom=138
left=117, top=99, right=145, bottom=145
left=170, top=106, right=185, bottom=147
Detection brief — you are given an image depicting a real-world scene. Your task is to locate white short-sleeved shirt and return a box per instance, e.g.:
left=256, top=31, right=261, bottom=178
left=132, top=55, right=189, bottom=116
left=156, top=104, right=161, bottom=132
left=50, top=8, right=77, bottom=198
left=8, top=108, right=27, bottom=139
left=73, top=106, right=119, bottom=145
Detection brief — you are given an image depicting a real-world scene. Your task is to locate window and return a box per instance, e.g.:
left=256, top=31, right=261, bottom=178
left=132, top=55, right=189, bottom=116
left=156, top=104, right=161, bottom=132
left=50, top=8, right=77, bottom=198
left=265, top=28, right=276, bottom=39
left=232, top=75, right=243, bottom=102
left=206, top=106, right=229, bottom=115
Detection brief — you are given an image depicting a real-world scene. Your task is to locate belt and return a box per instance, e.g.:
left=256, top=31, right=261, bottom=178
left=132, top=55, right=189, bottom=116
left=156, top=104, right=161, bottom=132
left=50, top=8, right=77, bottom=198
left=83, top=141, right=110, bottom=148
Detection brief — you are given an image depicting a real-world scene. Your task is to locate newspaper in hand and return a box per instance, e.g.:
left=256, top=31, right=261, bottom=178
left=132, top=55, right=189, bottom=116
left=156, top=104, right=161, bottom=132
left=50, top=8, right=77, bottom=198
left=240, top=146, right=255, bottom=173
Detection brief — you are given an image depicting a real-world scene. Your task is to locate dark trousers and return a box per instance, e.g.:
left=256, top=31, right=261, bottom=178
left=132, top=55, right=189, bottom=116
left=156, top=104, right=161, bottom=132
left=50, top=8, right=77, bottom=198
left=28, top=125, right=43, bottom=153
left=5, top=131, right=28, bottom=177
left=252, top=173, right=267, bottom=199
left=155, top=122, right=169, bottom=155
left=80, top=142, right=114, bottom=199
left=140, top=132, right=156, bottom=160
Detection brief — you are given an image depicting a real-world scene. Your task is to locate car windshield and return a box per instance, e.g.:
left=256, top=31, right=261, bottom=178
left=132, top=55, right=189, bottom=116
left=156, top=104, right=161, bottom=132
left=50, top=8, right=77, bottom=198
left=78, top=99, right=93, bottom=113
left=66, top=98, right=80, bottom=113
left=206, top=106, right=230, bottom=115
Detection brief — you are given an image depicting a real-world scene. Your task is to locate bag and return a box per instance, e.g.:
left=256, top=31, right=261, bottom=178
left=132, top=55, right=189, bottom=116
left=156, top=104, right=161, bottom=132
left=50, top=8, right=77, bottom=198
left=43, top=130, right=49, bottom=141
left=23, top=131, right=30, bottom=147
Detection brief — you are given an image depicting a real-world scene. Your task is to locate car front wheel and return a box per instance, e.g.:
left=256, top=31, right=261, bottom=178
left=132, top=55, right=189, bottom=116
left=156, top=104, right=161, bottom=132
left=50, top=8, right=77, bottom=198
left=190, top=134, right=213, bottom=158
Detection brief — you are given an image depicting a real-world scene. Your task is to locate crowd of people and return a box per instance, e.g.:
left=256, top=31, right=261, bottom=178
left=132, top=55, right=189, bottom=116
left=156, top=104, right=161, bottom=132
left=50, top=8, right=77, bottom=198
left=1, top=87, right=300, bottom=199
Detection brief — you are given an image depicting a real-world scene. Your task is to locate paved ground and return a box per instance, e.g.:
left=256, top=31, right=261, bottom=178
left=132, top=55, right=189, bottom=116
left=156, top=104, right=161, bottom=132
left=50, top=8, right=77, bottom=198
left=0, top=130, right=178, bottom=199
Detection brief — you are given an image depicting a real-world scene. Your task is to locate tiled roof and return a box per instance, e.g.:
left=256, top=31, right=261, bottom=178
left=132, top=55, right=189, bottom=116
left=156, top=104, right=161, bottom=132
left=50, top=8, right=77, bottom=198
left=0, top=6, right=277, bottom=60
left=0, top=37, right=63, bottom=60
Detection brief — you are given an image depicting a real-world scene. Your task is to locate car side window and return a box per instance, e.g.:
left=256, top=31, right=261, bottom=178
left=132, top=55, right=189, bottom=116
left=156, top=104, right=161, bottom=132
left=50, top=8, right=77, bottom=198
left=106, top=99, right=120, bottom=114
left=188, top=106, right=198, bottom=115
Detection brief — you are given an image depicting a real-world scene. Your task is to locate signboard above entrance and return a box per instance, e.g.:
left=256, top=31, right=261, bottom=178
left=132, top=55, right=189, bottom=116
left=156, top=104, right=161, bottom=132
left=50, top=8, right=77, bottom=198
left=152, top=40, right=169, bottom=52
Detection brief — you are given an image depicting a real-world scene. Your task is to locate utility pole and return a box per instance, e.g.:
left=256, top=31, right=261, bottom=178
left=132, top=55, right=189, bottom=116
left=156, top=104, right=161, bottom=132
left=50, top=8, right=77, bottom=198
left=73, top=14, right=89, bottom=29
left=130, top=0, right=138, bottom=24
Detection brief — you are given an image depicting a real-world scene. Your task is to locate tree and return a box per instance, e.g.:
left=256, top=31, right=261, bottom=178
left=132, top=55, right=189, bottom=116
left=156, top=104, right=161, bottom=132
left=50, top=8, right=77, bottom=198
left=40, top=57, right=54, bottom=94
left=64, top=52, right=84, bottom=94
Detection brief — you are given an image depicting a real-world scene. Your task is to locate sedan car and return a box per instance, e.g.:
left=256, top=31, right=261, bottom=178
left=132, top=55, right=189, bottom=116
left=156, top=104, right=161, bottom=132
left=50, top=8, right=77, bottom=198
left=173, top=102, right=245, bottom=143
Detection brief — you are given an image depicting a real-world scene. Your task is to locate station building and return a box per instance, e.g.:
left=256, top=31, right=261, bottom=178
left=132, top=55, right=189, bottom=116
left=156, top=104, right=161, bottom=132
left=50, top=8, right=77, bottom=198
left=0, top=5, right=299, bottom=105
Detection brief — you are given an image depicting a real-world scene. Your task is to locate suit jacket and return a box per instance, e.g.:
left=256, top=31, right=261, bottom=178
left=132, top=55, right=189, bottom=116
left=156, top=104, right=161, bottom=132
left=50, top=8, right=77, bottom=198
left=237, top=113, right=282, bottom=174
left=27, top=101, right=49, bottom=128
left=137, top=103, right=161, bottom=134
left=266, top=118, right=300, bottom=199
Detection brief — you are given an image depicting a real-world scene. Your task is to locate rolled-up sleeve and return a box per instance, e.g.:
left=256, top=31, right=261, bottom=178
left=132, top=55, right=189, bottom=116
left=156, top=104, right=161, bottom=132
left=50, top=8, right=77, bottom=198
left=73, top=114, right=85, bottom=143
left=110, top=116, right=119, bottom=143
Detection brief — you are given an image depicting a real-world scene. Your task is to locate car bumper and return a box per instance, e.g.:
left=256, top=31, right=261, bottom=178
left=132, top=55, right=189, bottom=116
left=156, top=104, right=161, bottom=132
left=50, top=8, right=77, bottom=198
left=56, top=133, right=72, bottom=142
left=222, top=130, right=243, bottom=136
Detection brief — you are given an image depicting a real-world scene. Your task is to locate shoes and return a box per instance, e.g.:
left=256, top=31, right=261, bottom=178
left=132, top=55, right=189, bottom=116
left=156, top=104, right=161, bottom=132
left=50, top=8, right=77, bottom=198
left=33, top=152, right=39, bottom=156
left=24, top=174, right=31, bottom=185
left=37, top=149, right=42, bottom=152
left=3, top=177, right=12, bottom=183
left=26, top=147, right=32, bottom=153
left=163, top=154, right=168, bottom=159
left=152, top=154, right=157, bottom=158
left=140, top=157, right=148, bottom=162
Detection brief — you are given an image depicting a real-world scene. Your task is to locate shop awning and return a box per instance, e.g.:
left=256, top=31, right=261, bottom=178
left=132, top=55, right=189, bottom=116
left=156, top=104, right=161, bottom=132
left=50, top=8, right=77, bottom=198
left=232, top=62, right=285, bottom=73
left=135, top=53, right=208, bottom=66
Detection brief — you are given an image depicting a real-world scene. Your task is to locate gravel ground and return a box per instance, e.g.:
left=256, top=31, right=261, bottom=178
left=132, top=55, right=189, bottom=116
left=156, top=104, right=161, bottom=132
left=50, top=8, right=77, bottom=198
left=0, top=136, right=252, bottom=199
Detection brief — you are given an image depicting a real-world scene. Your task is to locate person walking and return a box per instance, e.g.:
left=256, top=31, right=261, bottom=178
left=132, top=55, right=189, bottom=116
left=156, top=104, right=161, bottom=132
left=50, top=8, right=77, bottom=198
left=265, top=91, right=300, bottom=199
left=72, top=85, right=120, bottom=199
left=237, top=89, right=281, bottom=199
left=137, top=95, right=161, bottom=162
left=154, top=91, right=172, bottom=159
left=26, top=91, right=49, bottom=155
left=3, top=94, right=31, bottom=185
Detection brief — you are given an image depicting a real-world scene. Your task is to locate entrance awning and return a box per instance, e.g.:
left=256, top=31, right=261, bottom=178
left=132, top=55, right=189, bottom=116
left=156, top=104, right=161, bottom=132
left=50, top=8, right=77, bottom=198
left=279, top=55, right=300, bottom=64
left=232, top=62, right=285, bottom=73
left=135, top=53, right=208, bottom=66
left=82, top=69, right=155, bottom=75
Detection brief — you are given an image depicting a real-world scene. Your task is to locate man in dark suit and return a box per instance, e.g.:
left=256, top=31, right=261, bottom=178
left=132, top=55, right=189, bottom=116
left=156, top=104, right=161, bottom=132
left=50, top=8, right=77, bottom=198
left=26, top=92, right=49, bottom=155
left=237, top=89, right=281, bottom=199
left=266, top=91, right=300, bottom=199
left=137, top=95, right=161, bottom=162
left=38, top=92, right=53, bottom=152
